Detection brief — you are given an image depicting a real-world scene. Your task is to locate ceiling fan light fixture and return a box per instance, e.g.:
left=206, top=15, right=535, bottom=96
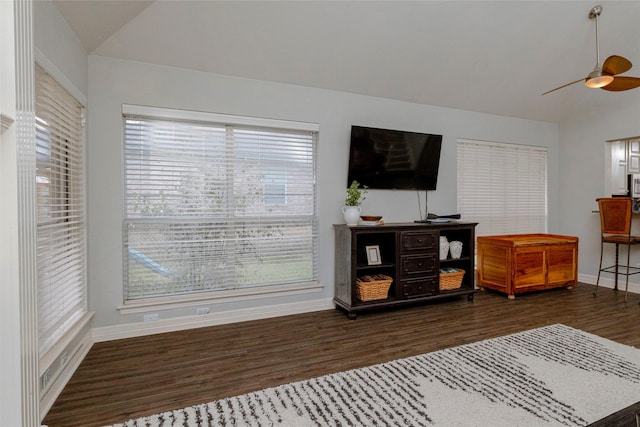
left=543, top=5, right=640, bottom=95
left=585, top=69, right=614, bottom=88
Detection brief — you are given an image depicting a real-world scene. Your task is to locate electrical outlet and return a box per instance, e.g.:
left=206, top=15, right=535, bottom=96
left=196, top=307, right=209, bottom=315
left=143, top=313, right=159, bottom=322
left=61, top=351, right=69, bottom=366
left=41, top=369, right=52, bottom=389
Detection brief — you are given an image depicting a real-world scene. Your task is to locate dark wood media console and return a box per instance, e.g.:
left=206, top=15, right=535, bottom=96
left=334, top=222, right=478, bottom=319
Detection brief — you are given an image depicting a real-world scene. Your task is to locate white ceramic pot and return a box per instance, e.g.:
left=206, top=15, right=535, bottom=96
left=342, top=206, right=361, bottom=225
left=449, top=240, right=463, bottom=259
left=440, top=240, right=450, bottom=260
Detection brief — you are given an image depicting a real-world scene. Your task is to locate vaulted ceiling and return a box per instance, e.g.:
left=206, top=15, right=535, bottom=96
left=53, top=1, right=640, bottom=123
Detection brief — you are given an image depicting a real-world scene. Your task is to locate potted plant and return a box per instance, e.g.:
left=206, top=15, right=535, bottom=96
left=342, top=180, right=368, bottom=225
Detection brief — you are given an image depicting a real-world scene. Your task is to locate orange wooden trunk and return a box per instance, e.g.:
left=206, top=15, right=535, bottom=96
left=477, top=234, right=578, bottom=299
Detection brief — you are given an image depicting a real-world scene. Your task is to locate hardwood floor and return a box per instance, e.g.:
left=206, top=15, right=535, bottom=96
left=43, top=284, right=640, bottom=427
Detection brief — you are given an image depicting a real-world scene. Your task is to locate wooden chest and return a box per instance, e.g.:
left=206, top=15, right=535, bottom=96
left=477, top=234, right=578, bottom=299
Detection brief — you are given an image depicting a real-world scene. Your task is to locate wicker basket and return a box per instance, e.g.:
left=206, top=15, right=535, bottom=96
left=356, top=274, right=393, bottom=301
left=439, top=268, right=465, bottom=290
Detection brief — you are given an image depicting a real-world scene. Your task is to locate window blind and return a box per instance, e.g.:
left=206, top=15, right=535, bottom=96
left=457, top=139, right=547, bottom=237
left=123, top=107, right=318, bottom=302
left=35, top=64, right=86, bottom=356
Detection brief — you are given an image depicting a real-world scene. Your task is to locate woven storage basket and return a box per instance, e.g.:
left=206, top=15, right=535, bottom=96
left=356, top=274, right=393, bottom=301
left=439, top=268, right=465, bottom=290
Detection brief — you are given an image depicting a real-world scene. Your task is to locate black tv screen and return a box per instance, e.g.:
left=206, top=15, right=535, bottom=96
left=347, top=125, right=443, bottom=190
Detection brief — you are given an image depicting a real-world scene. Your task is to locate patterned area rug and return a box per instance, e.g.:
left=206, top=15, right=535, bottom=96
left=111, top=324, right=640, bottom=426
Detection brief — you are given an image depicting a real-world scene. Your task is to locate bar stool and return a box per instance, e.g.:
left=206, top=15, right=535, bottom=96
left=595, top=197, right=640, bottom=300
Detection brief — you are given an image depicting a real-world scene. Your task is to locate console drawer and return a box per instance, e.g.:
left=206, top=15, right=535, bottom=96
left=401, top=254, right=436, bottom=275
left=401, top=231, right=437, bottom=251
left=400, top=277, right=438, bottom=298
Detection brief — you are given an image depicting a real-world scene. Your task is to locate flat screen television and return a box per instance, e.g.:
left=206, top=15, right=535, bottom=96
left=347, top=125, right=443, bottom=190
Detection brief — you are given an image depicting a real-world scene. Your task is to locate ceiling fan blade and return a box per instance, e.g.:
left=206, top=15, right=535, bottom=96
left=600, top=76, right=640, bottom=91
left=541, top=77, right=586, bottom=96
left=602, top=55, right=632, bottom=75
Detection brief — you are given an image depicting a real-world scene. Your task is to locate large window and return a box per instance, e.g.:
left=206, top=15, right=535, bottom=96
left=122, top=105, right=318, bottom=303
left=35, top=64, right=86, bottom=356
left=457, top=139, right=547, bottom=237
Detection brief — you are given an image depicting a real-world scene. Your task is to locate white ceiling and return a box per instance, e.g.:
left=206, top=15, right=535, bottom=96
left=52, top=0, right=640, bottom=123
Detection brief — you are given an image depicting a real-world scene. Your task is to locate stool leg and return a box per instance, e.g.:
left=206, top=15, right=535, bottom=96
left=625, top=242, right=630, bottom=302
left=614, top=243, right=620, bottom=291
left=595, top=240, right=604, bottom=296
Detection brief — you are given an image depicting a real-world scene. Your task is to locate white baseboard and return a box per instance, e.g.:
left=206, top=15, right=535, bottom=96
left=93, top=298, right=335, bottom=342
left=40, top=321, right=93, bottom=422
left=92, top=275, right=640, bottom=343
left=578, top=273, right=640, bottom=294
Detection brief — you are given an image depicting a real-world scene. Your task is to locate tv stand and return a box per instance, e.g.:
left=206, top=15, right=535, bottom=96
left=333, top=222, right=478, bottom=319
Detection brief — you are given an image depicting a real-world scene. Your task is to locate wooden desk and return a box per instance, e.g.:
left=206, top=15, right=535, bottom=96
left=477, top=234, right=578, bottom=299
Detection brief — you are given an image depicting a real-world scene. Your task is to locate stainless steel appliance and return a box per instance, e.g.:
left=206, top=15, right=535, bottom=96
left=628, top=174, right=640, bottom=213
left=628, top=174, right=640, bottom=198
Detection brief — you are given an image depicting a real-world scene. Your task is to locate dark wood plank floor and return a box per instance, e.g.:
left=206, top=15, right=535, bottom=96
left=43, top=284, right=640, bottom=427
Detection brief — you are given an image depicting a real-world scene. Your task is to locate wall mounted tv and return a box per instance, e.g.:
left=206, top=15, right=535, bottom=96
left=347, top=125, right=443, bottom=190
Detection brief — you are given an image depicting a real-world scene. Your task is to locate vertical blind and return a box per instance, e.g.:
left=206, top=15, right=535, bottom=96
left=35, top=64, right=87, bottom=356
left=122, top=106, right=318, bottom=302
left=457, top=139, right=547, bottom=237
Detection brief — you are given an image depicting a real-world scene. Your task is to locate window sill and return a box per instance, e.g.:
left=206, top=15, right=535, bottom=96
left=117, top=281, right=323, bottom=314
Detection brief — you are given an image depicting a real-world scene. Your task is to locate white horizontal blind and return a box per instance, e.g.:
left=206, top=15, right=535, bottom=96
left=35, top=64, right=87, bottom=356
left=457, top=139, right=547, bottom=237
left=123, top=108, right=318, bottom=301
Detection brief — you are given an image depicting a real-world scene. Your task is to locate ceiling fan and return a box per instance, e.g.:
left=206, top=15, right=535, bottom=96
left=542, top=5, right=640, bottom=95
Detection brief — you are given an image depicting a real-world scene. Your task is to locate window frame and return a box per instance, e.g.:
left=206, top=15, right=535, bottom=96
left=457, top=138, right=548, bottom=238
left=120, top=105, right=320, bottom=310
left=35, top=61, right=88, bottom=359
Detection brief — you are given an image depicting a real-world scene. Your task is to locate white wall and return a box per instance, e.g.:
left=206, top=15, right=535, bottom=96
left=558, top=89, right=640, bottom=287
left=33, top=0, right=88, bottom=96
left=88, top=55, right=560, bottom=330
left=0, top=1, right=20, bottom=424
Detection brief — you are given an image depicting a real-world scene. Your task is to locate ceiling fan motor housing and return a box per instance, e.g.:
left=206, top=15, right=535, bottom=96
left=589, top=5, right=603, bottom=19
